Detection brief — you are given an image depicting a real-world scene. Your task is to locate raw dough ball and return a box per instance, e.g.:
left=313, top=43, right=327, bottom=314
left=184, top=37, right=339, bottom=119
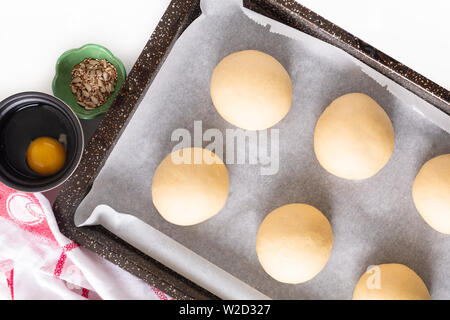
left=256, top=203, right=333, bottom=284
left=314, top=93, right=394, bottom=180
left=353, top=263, right=430, bottom=300
left=412, top=154, right=450, bottom=234
left=210, top=50, right=292, bottom=130
left=152, top=147, right=229, bottom=226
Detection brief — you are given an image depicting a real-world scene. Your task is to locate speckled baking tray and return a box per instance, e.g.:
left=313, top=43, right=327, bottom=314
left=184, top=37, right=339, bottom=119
left=53, top=0, right=450, bottom=300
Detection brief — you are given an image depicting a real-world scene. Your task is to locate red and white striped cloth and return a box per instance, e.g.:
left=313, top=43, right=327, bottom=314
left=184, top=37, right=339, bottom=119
left=0, top=183, right=171, bottom=300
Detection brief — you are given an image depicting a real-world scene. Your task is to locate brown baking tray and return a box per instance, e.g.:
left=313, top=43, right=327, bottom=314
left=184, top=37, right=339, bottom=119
left=53, top=0, right=450, bottom=300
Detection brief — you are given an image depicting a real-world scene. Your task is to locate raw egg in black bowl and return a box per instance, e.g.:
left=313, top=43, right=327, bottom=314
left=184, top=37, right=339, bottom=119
left=0, top=92, right=83, bottom=192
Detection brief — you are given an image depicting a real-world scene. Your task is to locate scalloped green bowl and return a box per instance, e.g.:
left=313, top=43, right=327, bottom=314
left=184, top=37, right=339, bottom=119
left=52, top=44, right=126, bottom=119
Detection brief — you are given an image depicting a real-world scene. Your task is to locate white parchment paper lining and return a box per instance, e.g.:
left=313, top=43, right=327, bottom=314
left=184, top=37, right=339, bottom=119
left=75, top=0, right=450, bottom=299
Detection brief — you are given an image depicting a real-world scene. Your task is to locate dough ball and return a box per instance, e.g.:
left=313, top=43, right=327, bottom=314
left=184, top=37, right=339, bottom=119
left=353, top=263, right=430, bottom=300
left=210, top=50, right=292, bottom=130
left=412, top=154, right=450, bottom=234
left=256, top=203, right=333, bottom=284
left=152, top=147, right=229, bottom=226
left=314, top=93, right=394, bottom=180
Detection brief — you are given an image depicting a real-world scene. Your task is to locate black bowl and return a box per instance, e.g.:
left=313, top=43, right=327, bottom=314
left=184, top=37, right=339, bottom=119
left=0, top=92, right=84, bottom=192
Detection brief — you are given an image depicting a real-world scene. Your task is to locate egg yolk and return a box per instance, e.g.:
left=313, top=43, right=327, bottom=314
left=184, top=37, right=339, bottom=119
left=26, top=137, right=66, bottom=175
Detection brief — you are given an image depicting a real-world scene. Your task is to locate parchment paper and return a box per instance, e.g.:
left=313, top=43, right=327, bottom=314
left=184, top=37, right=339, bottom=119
left=75, top=0, right=450, bottom=299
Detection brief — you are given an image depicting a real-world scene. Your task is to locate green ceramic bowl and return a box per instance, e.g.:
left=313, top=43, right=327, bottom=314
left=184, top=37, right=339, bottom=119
left=52, top=44, right=126, bottom=119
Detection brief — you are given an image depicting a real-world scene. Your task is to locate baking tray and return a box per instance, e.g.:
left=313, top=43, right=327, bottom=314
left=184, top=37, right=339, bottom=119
left=53, top=0, right=450, bottom=300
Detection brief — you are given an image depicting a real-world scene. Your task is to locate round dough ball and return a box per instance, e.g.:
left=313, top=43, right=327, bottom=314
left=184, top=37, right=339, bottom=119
left=412, top=154, right=450, bottom=234
left=353, top=263, right=430, bottom=300
left=314, top=93, right=394, bottom=180
left=256, top=203, right=333, bottom=284
left=210, top=50, right=292, bottom=130
left=152, top=147, right=229, bottom=226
